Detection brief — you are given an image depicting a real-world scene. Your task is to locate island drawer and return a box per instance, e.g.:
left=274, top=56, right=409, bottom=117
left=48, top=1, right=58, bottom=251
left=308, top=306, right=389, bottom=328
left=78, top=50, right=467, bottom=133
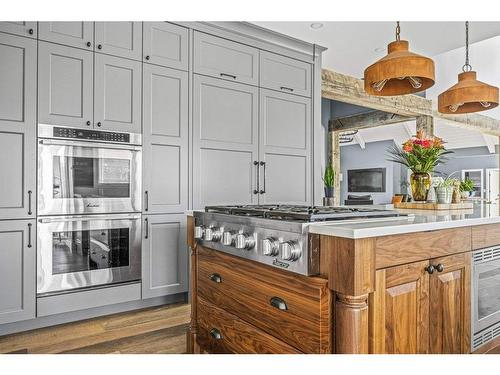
left=472, top=224, right=500, bottom=250
left=196, top=246, right=332, bottom=353
left=196, top=296, right=301, bottom=354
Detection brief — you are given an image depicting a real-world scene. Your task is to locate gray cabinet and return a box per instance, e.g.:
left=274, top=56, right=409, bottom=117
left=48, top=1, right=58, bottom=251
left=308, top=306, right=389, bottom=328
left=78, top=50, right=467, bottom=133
left=143, top=22, right=188, bottom=71
left=259, top=89, right=312, bottom=205
left=0, top=220, right=36, bottom=325
left=94, top=53, right=142, bottom=133
left=193, top=75, right=259, bottom=209
left=260, top=51, right=312, bottom=97
left=143, top=64, right=188, bottom=214
left=0, top=33, right=36, bottom=219
left=94, top=22, right=142, bottom=61
left=142, top=214, right=188, bottom=299
left=0, top=22, right=37, bottom=38
left=194, top=31, right=259, bottom=86
left=39, top=21, right=94, bottom=50
left=38, top=42, right=93, bottom=129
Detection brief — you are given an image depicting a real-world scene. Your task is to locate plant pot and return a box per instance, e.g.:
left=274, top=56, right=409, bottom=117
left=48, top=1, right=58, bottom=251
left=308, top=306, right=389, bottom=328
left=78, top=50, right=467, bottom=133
left=460, top=191, right=470, bottom=200
left=324, top=186, right=334, bottom=198
left=436, top=186, right=453, bottom=204
left=323, top=197, right=335, bottom=206
left=410, top=172, right=431, bottom=202
left=426, top=186, right=437, bottom=203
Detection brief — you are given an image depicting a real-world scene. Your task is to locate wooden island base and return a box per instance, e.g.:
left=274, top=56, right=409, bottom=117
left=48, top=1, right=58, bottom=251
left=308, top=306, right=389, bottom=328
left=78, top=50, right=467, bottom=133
left=187, top=216, right=500, bottom=354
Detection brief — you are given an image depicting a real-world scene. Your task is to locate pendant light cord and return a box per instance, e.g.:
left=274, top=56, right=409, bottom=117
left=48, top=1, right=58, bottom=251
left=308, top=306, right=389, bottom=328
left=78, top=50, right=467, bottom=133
left=396, top=21, right=400, bottom=41
left=463, top=21, right=472, bottom=72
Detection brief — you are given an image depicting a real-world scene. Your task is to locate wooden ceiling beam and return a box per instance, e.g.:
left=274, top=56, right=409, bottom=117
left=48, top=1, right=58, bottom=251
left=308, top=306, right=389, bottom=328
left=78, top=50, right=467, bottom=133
left=329, top=110, right=411, bottom=132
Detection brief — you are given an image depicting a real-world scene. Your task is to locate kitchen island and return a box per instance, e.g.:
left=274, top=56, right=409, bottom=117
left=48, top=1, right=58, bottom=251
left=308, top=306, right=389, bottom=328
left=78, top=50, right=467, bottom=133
left=187, top=204, right=500, bottom=354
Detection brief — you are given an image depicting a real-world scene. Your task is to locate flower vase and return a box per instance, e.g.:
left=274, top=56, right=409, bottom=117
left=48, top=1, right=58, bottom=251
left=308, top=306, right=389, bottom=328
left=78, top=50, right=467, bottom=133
left=410, top=172, right=431, bottom=202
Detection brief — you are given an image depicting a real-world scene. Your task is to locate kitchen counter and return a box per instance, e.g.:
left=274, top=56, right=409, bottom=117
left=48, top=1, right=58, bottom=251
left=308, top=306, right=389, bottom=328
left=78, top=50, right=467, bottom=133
left=309, top=202, right=500, bottom=239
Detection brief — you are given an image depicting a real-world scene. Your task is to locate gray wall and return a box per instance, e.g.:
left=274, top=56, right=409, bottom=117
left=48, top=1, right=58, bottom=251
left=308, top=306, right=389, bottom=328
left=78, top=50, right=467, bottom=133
left=340, top=140, right=401, bottom=205
left=435, top=146, right=499, bottom=178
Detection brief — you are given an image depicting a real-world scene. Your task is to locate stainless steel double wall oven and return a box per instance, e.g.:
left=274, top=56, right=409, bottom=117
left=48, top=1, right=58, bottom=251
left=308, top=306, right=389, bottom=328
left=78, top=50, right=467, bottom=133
left=37, top=124, right=142, bottom=295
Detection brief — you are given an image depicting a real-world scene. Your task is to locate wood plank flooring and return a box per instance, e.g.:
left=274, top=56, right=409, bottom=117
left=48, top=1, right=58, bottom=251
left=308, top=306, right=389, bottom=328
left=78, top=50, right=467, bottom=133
left=0, top=303, right=190, bottom=354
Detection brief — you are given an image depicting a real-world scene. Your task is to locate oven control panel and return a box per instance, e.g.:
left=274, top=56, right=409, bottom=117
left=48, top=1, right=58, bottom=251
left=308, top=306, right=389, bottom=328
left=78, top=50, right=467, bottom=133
left=53, top=127, right=130, bottom=143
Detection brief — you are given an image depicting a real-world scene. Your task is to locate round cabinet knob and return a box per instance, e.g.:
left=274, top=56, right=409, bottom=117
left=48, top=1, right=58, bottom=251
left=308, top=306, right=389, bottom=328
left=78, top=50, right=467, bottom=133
left=145, top=55, right=150, bottom=60
left=262, top=237, right=279, bottom=256
left=97, top=44, right=102, bottom=50
left=205, top=227, right=221, bottom=242
left=280, top=241, right=301, bottom=261
left=222, top=231, right=235, bottom=246
left=86, top=41, right=91, bottom=47
left=235, top=233, right=255, bottom=250
left=194, top=225, right=205, bottom=239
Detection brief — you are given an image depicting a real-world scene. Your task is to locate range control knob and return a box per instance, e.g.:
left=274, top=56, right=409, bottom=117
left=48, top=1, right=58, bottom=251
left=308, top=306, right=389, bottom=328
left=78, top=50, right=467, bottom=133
left=222, top=231, right=235, bottom=246
left=194, top=225, right=205, bottom=239
left=235, top=233, right=255, bottom=250
left=280, top=241, right=301, bottom=261
left=205, top=227, right=221, bottom=242
left=262, top=237, right=279, bottom=256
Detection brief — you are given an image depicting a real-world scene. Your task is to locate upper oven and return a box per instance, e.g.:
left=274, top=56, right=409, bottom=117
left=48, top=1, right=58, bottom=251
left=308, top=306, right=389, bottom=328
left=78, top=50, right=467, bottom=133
left=38, top=124, right=142, bottom=216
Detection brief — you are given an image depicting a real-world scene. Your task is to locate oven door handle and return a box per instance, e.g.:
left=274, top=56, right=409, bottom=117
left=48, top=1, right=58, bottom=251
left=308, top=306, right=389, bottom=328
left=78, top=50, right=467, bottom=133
left=39, top=138, right=142, bottom=151
left=38, top=213, right=141, bottom=223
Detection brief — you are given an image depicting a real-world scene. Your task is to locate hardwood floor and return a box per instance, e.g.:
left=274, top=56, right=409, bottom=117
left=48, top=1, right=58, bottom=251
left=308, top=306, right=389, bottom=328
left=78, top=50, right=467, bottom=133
left=0, top=303, right=190, bottom=354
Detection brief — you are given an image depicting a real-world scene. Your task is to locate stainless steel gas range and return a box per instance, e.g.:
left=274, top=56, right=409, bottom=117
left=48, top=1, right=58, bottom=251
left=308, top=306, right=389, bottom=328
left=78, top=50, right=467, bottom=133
left=193, top=205, right=404, bottom=275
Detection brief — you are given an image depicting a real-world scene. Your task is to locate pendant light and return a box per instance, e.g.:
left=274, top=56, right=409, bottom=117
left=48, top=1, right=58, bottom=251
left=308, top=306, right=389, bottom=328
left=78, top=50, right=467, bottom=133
left=438, top=22, right=499, bottom=114
left=364, top=22, right=435, bottom=96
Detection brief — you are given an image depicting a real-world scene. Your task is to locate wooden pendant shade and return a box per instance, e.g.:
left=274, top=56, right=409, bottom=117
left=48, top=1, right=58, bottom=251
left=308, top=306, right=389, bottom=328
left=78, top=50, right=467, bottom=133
left=438, top=71, right=499, bottom=114
left=364, top=40, right=435, bottom=96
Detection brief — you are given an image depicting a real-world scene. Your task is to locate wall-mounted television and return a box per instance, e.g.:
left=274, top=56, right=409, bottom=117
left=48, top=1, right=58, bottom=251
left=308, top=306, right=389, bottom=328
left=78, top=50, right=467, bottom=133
left=347, top=168, right=386, bottom=193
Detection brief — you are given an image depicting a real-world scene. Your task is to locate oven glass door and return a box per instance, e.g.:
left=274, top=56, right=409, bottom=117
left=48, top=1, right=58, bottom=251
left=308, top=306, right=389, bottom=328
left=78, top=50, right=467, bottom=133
left=473, top=257, right=500, bottom=333
left=38, top=140, right=141, bottom=215
left=37, top=214, right=141, bottom=295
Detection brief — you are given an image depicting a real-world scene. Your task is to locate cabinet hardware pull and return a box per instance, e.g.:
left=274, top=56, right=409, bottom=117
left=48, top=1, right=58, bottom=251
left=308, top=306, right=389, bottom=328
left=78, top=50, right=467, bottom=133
left=270, top=296, right=288, bottom=311
left=28, top=28, right=34, bottom=35
left=86, top=41, right=91, bottom=47
left=280, top=86, right=294, bottom=92
left=144, top=218, right=149, bottom=239
left=97, top=122, right=102, bottom=127
left=220, top=73, right=237, bottom=80
left=210, top=328, right=223, bottom=340
left=145, top=191, right=149, bottom=211
left=86, top=121, right=91, bottom=126
left=28, top=190, right=32, bottom=215
left=209, top=273, right=222, bottom=283
left=27, top=223, right=32, bottom=248
left=97, top=44, right=102, bottom=50
left=435, top=263, right=444, bottom=273
left=253, top=161, right=259, bottom=195
left=145, top=55, right=150, bottom=61
left=425, top=265, right=435, bottom=274
left=259, top=161, right=266, bottom=194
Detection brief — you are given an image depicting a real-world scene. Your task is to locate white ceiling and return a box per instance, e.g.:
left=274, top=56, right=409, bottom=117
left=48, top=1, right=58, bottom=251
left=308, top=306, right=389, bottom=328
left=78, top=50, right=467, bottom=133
left=253, top=21, right=500, bottom=78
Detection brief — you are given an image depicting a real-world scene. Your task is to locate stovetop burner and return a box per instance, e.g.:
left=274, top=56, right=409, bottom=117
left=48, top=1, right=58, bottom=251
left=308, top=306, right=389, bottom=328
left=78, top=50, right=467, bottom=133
left=204, top=204, right=402, bottom=222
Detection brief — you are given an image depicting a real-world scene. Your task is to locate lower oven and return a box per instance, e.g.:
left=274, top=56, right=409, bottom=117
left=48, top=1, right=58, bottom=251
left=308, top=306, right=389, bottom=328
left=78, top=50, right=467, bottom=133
left=472, top=245, right=500, bottom=350
left=37, top=213, right=141, bottom=295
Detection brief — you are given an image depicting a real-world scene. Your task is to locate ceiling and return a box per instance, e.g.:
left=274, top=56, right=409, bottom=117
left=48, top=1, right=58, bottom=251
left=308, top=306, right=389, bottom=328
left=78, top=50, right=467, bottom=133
left=253, top=22, right=500, bottom=78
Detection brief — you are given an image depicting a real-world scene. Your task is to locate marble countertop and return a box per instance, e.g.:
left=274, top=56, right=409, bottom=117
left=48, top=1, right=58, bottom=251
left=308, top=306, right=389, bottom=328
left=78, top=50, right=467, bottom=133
left=309, top=203, right=500, bottom=239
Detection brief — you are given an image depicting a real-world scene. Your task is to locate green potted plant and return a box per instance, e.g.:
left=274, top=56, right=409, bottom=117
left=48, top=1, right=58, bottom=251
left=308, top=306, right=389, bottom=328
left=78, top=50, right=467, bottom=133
left=322, top=163, right=335, bottom=198
left=459, top=178, right=475, bottom=200
left=388, top=130, right=453, bottom=201
left=435, top=177, right=457, bottom=204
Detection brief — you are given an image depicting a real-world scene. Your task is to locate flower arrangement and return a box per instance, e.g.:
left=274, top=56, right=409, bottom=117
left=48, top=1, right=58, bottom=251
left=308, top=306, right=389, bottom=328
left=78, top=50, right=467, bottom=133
left=388, top=130, right=453, bottom=173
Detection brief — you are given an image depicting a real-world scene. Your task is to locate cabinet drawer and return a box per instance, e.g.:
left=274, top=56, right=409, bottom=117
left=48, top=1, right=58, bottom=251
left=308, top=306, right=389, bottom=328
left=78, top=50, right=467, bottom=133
left=197, top=246, right=331, bottom=353
left=472, top=224, right=500, bottom=250
left=194, top=31, right=259, bottom=85
left=260, top=51, right=312, bottom=97
left=197, top=296, right=301, bottom=354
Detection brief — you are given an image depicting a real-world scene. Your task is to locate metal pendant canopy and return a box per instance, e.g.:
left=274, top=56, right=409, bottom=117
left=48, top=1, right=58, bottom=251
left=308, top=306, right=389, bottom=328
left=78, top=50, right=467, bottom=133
left=438, top=22, right=499, bottom=114
left=364, top=22, right=435, bottom=96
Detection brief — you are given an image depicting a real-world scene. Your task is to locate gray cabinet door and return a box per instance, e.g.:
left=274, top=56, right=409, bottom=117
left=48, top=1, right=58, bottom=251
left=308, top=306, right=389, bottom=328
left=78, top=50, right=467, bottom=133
left=0, top=34, right=36, bottom=219
left=0, top=220, right=36, bottom=325
left=259, top=89, right=312, bottom=205
left=143, top=22, right=188, bottom=71
left=94, top=53, right=142, bottom=133
left=38, top=42, right=94, bottom=129
left=0, top=22, right=37, bottom=38
left=260, top=51, right=312, bottom=97
left=39, top=21, right=94, bottom=50
left=143, top=64, right=188, bottom=214
left=193, top=75, right=259, bottom=209
left=94, top=21, right=142, bottom=61
left=142, top=214, right=188, bottom=299
left=194, top=31, right=259, bottom=86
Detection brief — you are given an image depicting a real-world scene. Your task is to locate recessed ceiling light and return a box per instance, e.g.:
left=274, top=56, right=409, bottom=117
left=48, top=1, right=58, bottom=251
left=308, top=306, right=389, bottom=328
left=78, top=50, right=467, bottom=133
left=310, top=23, right=324, bottom=30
